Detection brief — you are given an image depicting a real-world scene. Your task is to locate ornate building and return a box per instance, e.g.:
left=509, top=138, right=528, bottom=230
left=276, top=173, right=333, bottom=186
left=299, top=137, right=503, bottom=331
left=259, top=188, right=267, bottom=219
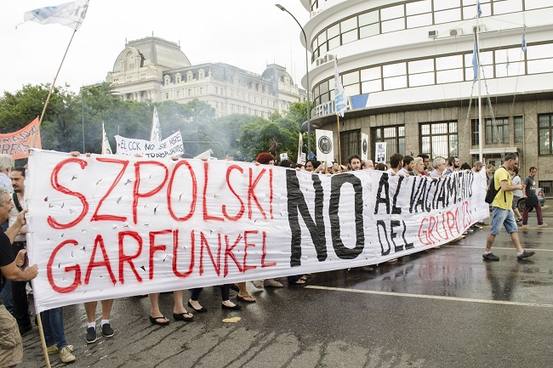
left=301, top=0, right=553, bottom=195
left=106, top=37, right=306, bottom=118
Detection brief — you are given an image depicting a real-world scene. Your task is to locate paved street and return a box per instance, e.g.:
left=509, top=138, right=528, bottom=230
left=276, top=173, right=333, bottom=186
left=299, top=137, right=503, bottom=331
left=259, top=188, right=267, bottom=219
left=20, top=211, right=553, bottom=368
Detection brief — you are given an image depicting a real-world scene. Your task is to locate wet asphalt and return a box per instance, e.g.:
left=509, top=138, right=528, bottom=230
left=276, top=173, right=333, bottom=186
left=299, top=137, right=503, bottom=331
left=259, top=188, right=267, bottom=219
left=19, top=210, right=553, bottom=368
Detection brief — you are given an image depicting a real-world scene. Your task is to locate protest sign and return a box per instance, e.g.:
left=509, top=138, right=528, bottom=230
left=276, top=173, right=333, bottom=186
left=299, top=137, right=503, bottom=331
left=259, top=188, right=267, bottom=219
left=316, top=129, right=334, bottom=163
left=0, top=118, right=42, bottom=159
left=27, top=150, right=488, bottom=312
left=361, top=133, right=369, bottom=161
left=115, top=131, right=184, bottom=158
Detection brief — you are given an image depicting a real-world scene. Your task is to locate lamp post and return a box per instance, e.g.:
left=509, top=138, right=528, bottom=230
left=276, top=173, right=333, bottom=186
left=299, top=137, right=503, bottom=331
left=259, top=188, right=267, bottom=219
left=275, top=3, right=312, bottom=155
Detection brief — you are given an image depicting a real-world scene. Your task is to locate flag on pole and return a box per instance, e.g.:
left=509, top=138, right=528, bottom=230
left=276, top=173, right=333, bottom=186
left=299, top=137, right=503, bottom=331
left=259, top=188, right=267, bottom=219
left=472, top=39, right=479, bottom=81
left=334, top=59, right=346, bottom=118
left=150, top=106, right=162, bottom=143
left=476, top=0, right=482, bottom=18
left=101, top=122, right=112, bottom=155
left=24, top=0, right=89, bottom=30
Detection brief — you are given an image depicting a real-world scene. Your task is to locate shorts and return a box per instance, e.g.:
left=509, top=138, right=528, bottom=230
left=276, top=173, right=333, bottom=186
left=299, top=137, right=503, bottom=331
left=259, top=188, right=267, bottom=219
left=0, top=304, right=23, bottom=367
left=490, top=207, right=518, bottom=236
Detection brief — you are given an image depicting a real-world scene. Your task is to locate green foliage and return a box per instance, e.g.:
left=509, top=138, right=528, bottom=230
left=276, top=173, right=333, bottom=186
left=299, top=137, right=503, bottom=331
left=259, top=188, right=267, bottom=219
left=0, top=84, right=310, bottom=161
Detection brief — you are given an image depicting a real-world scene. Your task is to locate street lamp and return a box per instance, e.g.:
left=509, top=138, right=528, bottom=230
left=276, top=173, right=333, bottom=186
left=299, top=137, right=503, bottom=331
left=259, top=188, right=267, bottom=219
left=275, top=3, right=312, bottom=155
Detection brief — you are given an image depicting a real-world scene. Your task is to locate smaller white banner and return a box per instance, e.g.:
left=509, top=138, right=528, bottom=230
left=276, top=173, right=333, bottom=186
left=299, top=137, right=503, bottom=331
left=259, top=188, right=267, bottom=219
left=316, top=129, right=334, bottom=163
left=115, top=131, right=184, bottom=159
left=375, top=142, right=386, bottom=163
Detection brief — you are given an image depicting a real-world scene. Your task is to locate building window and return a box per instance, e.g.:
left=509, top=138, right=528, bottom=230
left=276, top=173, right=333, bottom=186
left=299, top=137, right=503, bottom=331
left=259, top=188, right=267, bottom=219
left=420, top=121, right=458, bottom=159
left=371, top=125, right=405, bottom=160
left=340, top=129, right=361, bottom=164
left=538, top=114, right=553, bottom=155
left=514, top=116, right=524, bottom=144
left=485, top=117, right=509, bottom=144
left=540, top=181, right=552, bottom=197
left=471, top=119, right=480, bottom=146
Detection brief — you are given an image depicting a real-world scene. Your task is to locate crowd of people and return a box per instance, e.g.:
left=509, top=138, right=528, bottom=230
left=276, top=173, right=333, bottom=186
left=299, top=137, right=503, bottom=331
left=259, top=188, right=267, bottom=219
left=0, top=150, right=545, bottom=366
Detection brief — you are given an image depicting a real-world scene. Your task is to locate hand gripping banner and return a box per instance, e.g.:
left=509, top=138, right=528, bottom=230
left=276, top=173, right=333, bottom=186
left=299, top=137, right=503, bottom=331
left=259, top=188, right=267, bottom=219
left=26, top=150, right=489, bottom=312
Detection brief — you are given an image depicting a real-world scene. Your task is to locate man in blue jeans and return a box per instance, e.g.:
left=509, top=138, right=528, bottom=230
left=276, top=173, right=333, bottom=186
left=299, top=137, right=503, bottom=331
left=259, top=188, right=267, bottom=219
left=483, top=153, right=535, bottom=262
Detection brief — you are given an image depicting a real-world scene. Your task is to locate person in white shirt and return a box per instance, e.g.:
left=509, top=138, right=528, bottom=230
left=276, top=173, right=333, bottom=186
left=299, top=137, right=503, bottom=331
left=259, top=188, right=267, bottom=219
left=430, top=157, right=447, bottom=178
left=0, top=155, right=13, bottom=194
left=511, top=168, right=523, bottom=222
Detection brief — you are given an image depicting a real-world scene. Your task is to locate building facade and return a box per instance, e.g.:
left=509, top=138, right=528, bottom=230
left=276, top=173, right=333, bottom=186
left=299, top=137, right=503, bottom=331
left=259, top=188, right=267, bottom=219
left=106, top=37, right=306, bottom=118
left=301, top=0, right=553, bottom=196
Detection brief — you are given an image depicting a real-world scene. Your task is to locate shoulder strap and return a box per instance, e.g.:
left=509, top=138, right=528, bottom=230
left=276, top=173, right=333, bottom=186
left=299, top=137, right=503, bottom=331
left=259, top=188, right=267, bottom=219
left=12, top=192, right=23, bottom=212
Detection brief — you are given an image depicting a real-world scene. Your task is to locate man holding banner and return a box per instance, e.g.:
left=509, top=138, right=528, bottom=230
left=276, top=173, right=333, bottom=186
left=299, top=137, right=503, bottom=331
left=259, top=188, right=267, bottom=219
left=0, top=190, right=38, bottom=367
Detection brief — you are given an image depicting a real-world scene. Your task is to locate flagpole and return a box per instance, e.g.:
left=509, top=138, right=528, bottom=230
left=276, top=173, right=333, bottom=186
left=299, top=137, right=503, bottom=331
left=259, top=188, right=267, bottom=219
left=336, top=113, right=341, bottom=164
left=476, top=4, right=483, bottom=163
left=39, top=28, right=78, bottom=125
left=36, top=313, right=52, bottom=368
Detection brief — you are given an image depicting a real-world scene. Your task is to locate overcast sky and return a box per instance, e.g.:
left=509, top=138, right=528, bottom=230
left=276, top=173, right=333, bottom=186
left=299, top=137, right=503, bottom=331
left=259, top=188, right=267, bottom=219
left=1, top=0, right=309, bottom=94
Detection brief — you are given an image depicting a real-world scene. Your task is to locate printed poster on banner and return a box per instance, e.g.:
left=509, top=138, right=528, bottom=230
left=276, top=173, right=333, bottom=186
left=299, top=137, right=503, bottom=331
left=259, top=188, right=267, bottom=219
left=0, top=118, right=42, bottom=160
left=316, top=129, right=334, bottom=163
left=361, top=133, right=369, bottom=161
left=375, top=142, right=386, bottom=163
left=27, top=149, right=489, bottom=312
left=115, top=131, right=184, bottom=158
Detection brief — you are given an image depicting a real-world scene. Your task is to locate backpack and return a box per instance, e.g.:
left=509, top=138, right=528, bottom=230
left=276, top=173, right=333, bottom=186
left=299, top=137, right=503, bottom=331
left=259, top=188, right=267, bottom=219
left=485, top=172, right=507, bottom=204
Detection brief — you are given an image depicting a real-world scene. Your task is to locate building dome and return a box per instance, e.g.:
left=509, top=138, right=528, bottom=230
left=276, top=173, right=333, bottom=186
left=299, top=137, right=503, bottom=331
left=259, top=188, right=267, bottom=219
left=112, top=36, right=191, bottom=73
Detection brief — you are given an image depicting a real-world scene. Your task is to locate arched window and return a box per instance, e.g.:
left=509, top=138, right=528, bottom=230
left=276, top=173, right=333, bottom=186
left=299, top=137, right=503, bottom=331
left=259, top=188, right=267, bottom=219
left=198, top=69, right=205, bottom=79
left=187, top=71, right=193, bottom=82
left=175, top=73, right=182, bottom=83
left=164, top=75, right=171, bottom=85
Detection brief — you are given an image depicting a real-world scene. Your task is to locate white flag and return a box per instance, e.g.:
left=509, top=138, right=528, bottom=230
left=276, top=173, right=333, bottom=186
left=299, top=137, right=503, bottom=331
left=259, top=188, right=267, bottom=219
left=24, top=0, right=89, bottom=30
left=297, top=132, right=306, bottom=165
left=101, top=122, right=112, bottom=155
left=150, top=106, right=162, bottom=143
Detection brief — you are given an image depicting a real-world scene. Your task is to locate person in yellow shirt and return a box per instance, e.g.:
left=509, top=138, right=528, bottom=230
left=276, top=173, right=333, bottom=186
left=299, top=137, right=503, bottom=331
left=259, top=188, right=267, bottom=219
left=483, top=153, right=535, bottom=261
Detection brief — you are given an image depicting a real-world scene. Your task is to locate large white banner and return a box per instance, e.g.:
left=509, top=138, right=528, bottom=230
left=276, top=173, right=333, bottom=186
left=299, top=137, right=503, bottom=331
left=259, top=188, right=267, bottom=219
left=115, top=131, right=184, bottom=158
left=27, top=150, right=488, bottom=312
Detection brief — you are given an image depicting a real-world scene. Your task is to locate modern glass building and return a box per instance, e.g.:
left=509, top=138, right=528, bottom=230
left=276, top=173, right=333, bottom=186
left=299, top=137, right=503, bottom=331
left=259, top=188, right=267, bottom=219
left=301, top=0, right=553, bottom=195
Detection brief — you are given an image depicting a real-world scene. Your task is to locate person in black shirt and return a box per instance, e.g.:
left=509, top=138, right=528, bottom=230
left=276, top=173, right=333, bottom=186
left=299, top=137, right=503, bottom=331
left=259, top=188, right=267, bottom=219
left=0, top=189, right=37, bottom=367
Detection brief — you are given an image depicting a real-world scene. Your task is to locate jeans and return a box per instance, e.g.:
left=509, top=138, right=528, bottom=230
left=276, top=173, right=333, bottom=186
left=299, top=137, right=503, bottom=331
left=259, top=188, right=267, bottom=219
left=522, top=203, right=543, bottom=225
left=41, top=308, right=67, bottom=348
left=490, top=207, right=518, bottom=236
left=11, top=242, right=30, bottom=330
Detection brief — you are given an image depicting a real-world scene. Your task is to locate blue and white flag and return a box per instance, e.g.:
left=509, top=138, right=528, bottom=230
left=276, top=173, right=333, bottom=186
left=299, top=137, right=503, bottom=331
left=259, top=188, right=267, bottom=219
left=350, top=94, right=369, bottom=110
left=24, top=0, right=89, bottom=30
left=472, top=40, right=479, bottom=81
left=334, top=59, right=346, bottom=118
left=522, top=32, right=527, bottom=53
left=476, top=0, right=482, bottom=18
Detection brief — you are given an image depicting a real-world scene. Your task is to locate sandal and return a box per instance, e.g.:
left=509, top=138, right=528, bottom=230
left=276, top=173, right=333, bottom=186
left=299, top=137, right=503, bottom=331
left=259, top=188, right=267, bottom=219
left=173, top=312, right=194, bottom=322
left=188, top=300, right=208, bottom=313
left=149, top=315, right=170, bottom=326
left=237, top=294, right=256, bottom=303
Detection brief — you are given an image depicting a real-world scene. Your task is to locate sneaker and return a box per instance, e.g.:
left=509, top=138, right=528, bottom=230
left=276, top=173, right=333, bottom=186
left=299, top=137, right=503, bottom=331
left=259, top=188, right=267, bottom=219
left=252, top=280, right=264, bottom=289
left=517, top=250, right=535, bottom=260
left=537, top=223, right=548, bottom=228
left=264, top=279, right=284, bottom=288
left=520, top=225, right=528, bottom=231
left=101, top=323, right=114, bottom=338
left=482, top=253, right=500, bottom=262
left=59, top=345, right=76, bottom=363
left=86, top=327, right=97, bottom=344
left=46, top=345, right=59, bottom=355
